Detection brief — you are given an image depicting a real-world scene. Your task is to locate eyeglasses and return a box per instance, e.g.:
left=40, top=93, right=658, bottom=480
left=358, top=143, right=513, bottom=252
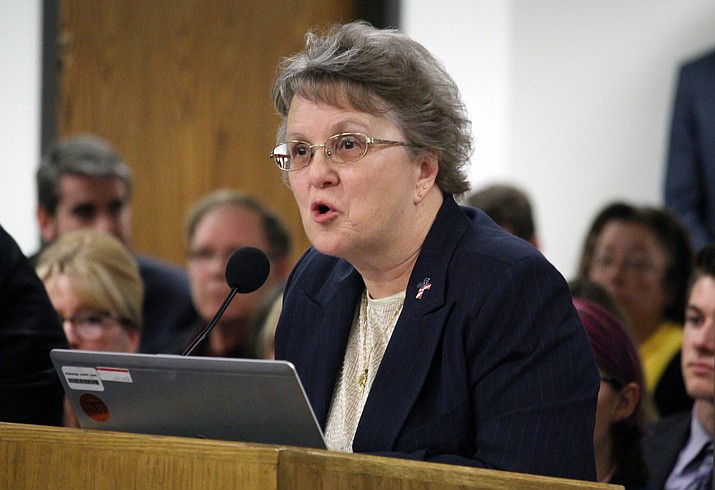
left=269, top=132, right=413, bottom=171
left=591, top=254, right=659, bottom=275
left=187, top=248, right=237, bottom=266
left=60, top=310, right=131, bottom=341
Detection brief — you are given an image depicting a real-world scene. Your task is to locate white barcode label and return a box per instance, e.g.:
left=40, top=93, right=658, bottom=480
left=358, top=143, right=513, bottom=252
left=62, top=366, right=104, bottom=391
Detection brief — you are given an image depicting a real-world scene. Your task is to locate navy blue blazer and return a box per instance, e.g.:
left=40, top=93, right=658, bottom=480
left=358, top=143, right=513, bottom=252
left=642, top=410, right=692, bottom=489
left=136, top=256, right=198, bottom=354
left=276, top=196, right=599, bottom=480
left=665, top=47, right=715, bottom=248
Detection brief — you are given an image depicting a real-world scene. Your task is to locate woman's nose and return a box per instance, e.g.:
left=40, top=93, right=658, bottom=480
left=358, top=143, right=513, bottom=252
left=306, top=147, right=338, bottom=188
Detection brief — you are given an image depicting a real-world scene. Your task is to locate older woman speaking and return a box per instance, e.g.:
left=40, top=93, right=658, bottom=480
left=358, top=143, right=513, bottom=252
left=270, top=22, right=598, bottom=480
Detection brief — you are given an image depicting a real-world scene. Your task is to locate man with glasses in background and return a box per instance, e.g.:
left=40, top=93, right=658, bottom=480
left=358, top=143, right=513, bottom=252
left=183, top=189, right=292, bottom=358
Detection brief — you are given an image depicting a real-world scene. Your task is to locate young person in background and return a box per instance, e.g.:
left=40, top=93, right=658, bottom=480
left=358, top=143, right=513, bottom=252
left=644, top=244, right=714, bottom=490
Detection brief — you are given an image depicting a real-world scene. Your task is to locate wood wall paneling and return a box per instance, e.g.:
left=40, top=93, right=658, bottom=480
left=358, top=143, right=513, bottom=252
left=58, top=1, right=358, bottom=267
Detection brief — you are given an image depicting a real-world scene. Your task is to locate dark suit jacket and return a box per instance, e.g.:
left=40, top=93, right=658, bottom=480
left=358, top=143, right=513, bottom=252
left=653, top=351, right=693, bottom=418
left=276, top=196, right=599, bottom=480
left=136, top=256, right=198, bottom=354
left=665, top=47, right=715, bottom=248
left=0, top=225, right=68, bottom=425
left=642, top=410, right=692, bottom=490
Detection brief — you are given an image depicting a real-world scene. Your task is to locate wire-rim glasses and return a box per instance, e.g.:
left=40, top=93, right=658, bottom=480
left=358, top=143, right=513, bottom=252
left=269, top=132, right=413, bottom=171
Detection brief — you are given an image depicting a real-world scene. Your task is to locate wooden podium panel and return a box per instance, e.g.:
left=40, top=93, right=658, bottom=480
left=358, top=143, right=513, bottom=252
left=0, top=423, right=278, bottom=489
left=1, top=423, right=622, bottom=490
left=278, top=448, right=620, bottom=490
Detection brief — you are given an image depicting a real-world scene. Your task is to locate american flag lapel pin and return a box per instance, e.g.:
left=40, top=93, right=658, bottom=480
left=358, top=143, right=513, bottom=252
left=416, top=277, right=432, bottom=299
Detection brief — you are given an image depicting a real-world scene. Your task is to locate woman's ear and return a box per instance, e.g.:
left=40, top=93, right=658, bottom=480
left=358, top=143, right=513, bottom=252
left=37, top=206, right=59, bottom=243
left=415, top=151, right=439, bottom=199
left=418, top=151, right=439, bottom=182
left=614, top=381, right=640, bottom=422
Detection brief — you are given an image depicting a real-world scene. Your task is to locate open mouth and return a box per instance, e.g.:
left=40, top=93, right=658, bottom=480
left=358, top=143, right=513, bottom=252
left=311, top=201, right=337, bottom=222
left=312, top=202, right=332, bottom=215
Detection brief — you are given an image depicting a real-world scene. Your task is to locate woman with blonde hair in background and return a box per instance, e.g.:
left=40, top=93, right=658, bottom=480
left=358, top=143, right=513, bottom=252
left=36, top=229, right=143, bottom=426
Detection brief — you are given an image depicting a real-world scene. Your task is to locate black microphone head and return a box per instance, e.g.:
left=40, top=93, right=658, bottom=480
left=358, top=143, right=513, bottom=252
left=225, top=247, right=270, bottom=293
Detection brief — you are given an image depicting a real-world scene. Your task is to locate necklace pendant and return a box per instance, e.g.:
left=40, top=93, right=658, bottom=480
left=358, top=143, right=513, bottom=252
left=358, top=368, right=368, bottom=395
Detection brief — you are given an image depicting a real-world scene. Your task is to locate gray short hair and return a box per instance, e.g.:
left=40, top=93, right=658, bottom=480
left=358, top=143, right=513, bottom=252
left=271, top=21, right=472, bottom=196
left=37, top=134, right=133, bottom=214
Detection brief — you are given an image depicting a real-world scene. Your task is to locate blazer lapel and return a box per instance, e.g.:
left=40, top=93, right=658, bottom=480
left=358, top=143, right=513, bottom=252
left=300, top=262, right=363, bottom=427
left=353, top=196, right=471, bottom=451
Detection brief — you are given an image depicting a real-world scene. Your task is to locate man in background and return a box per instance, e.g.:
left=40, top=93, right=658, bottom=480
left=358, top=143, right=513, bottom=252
left=644, top=244, right=714, bottom=489
left=34, top=134, right=198, bottom=354
left=465, top=183, right=540, bottom=249
left=184, top=189, right=291, bottom=358
left=664, top=47, right=715, bottom=249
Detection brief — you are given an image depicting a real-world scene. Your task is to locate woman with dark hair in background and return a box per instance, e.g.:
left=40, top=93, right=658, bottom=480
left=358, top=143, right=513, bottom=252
left=577, top=202, right=693, bottom=418
left=574, top=298, right=651, bottom=488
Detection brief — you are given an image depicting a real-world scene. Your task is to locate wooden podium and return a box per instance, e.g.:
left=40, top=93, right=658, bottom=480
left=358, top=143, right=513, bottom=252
left=1, top=423, right=622, bottom=489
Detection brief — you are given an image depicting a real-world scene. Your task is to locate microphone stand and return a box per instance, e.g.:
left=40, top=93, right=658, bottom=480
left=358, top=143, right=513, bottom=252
left=182, top=287, right=238, bottom=356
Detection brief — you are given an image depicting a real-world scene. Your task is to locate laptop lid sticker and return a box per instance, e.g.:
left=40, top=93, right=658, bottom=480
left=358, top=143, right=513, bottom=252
left=62, top=366, right=104, bottom=391
left=96, top=366, right=133, bottom=383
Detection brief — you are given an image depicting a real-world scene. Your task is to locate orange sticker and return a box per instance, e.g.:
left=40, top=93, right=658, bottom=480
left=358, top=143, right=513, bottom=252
left=79, top=393, right=110, bottom=422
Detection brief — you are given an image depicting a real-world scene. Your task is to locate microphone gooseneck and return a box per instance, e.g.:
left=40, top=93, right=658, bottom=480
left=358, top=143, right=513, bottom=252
left=182, top=247, right=270, bottom=356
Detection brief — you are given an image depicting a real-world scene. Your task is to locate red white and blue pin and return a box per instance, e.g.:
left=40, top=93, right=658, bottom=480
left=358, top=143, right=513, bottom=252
left=416, top=277, right=432, bottom=299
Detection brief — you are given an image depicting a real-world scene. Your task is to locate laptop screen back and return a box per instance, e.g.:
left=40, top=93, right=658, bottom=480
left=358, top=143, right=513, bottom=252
left=50, top=349, right=326, bottom=449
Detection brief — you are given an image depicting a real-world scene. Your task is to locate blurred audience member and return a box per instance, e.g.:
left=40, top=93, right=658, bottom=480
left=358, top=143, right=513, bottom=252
left=570, top=278, right=659, bottom=421
left=34, top=134, right=197, bottom=354
left=574, top=298, right=650, bottom=488
left=465, top=183, right=539, bottom=248
left=643, top=244, right=714, bottom=490
left=664, top=47, right=715, bottom=250
left=184, top=189, right=291, bottom=358
left=36, top=230, right=144, bottom=426
left=36, top=230, right=143, bottom=353
left=577, top=202, right=693, bottom=418
left=0, top=225, right=67, bottom=426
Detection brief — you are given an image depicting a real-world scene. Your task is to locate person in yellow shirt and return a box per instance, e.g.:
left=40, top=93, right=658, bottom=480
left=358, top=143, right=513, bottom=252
left=577, top=201, right=693, bottom=418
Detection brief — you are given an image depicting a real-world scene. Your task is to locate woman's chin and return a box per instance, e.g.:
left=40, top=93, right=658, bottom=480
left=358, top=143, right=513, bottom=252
left=309, top=235, right=348, bottom=259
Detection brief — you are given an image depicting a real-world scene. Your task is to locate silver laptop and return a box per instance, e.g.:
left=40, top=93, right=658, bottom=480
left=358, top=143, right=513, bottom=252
left=50, top=349, right=326, bottom=449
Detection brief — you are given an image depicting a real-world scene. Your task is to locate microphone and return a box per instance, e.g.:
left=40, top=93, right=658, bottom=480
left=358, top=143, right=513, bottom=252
left=182, top=247, right=270, bottom=356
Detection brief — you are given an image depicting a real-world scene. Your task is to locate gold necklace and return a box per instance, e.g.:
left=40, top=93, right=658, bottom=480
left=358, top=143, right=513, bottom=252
left=358, top=290, right=404, bottom=396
